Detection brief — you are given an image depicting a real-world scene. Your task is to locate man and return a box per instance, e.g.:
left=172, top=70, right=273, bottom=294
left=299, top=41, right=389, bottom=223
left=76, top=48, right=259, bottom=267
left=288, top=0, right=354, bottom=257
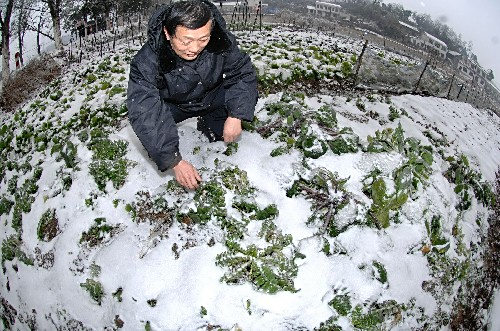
left=127, top=0, right=258, bottom=190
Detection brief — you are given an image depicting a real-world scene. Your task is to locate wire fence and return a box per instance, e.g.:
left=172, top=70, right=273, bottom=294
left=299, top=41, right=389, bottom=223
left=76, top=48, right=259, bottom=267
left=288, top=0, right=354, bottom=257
left=265, top=11, right=500, bottom=114
left=6, top=4, right=500, bottom=115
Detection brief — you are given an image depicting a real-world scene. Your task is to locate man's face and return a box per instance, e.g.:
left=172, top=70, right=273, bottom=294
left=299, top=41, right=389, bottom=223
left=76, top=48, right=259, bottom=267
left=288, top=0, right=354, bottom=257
left=165, top=20, right=212, bottom=61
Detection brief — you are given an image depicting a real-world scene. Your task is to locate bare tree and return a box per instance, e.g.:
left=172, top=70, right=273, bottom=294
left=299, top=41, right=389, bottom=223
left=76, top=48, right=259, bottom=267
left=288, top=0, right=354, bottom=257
left=43, top=0, right=63, bottom=51
left=13, top=0, right=33, bottom=66
left=1, top=0, right=16, bottom=86
left=30, top=2, right=53, bottom=55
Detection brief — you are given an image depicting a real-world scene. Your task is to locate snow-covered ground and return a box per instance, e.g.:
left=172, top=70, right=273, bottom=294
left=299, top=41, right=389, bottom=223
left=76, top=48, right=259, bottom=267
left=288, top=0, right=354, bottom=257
left=490, top=289, right=500, bottom=330
left=0, top=27, right=499, bottom=330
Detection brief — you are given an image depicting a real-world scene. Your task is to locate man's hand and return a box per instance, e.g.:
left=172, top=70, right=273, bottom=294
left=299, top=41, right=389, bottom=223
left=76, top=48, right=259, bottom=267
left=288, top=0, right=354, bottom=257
left=223, top=117, right=242, bottom=142
left=173, top=160, right=202, bottom=190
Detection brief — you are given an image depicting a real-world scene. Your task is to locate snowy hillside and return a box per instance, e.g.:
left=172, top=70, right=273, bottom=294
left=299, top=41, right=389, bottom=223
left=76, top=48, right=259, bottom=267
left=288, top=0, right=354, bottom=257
left=0, top=26, right=499, bottom=330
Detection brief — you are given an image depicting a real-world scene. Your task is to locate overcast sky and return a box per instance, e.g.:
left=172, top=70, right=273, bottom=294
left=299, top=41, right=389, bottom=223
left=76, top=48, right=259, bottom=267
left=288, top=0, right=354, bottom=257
left=382, top=0, right=500, bottom=86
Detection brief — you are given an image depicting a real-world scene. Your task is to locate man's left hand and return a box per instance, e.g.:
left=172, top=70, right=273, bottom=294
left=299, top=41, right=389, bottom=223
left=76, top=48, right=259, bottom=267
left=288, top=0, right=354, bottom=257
left=223, top=117, right=242, bottom=142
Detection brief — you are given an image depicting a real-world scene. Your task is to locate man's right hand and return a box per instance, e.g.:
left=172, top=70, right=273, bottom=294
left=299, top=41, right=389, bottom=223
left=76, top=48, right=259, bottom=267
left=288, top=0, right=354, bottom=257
left=173, top=160, right=202, bottom=190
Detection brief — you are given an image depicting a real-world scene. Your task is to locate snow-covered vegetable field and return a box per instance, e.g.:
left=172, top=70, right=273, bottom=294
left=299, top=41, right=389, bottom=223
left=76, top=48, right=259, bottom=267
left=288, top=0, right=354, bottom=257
left=0, top=26, right=499, bottom=330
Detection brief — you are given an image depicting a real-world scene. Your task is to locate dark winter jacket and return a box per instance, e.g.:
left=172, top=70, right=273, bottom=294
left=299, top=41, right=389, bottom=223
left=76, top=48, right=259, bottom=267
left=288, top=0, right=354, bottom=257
left=127, top=1, right=258, bottom=171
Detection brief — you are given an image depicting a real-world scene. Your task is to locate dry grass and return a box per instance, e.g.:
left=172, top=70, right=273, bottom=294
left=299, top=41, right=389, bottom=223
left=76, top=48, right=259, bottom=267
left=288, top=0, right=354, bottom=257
left=0, top=54, right=62, bottom=112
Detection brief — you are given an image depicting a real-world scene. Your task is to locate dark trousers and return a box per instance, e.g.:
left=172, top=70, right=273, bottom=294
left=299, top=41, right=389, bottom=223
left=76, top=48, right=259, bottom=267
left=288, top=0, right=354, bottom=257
left=171, top=106, right=228, bottom=139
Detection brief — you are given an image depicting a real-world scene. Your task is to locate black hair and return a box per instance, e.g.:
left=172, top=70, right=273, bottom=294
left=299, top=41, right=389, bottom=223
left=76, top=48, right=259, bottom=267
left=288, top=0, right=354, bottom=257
left=163, top=0, right=213, bottom=36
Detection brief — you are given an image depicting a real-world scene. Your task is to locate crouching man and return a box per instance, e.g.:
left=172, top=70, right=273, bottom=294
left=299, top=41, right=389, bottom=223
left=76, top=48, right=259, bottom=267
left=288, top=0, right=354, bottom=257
left=127, top=0, right=258, bottom=189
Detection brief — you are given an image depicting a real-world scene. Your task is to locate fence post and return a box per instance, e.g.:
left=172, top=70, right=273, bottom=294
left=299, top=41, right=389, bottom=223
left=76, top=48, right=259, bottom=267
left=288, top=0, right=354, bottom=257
left=251, top=2, right=262, bottom=32
left=259, top=2, right=263, bottom=31
left=457, top=83, right=464, bottom=100
left=352, top=39, right=368, bottom=87
left=230, top=0, right=239, bottom=28
left=414, top=59, right=429, bottom=93
left=69, top=37, right=73, bottom=61
left=446, top=72, right=455, bottom=99
left=243, top=1, right=249, bottom=29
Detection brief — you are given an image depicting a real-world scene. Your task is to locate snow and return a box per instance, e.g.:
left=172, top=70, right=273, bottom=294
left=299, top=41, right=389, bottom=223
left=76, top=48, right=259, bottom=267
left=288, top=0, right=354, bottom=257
left=423, top=32, right=447, bottom=47
left=489, top=289, right=500, bottom=331
left=399, top=21, right=419, bottom=32
left=392, top=95, right=500, bottom=181
left=0, top=27, right=499, bottom=330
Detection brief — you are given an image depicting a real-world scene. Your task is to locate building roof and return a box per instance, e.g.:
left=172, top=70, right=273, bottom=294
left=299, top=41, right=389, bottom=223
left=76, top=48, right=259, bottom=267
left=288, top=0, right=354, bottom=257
left=398, top=21, right=418, bottom=32
left=423, top=32, right=447, bottom=47
left=307, top=5, right=316, bottom=10
left=214, top=1, right=260, bottom=6
left=316, top=1, right=341, bottom=8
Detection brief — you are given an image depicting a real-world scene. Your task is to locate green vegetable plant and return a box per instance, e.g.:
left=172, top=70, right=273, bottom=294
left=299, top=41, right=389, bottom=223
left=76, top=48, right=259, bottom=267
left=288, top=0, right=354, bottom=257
left=112, top=287, right=123, bottom=302
left=177, top=180, right=226, bottom=225
left=372, top=260, right=388, bottom=284
left=255, top=94, right=361, bottom=158
left=364, top=176, right=408, bottom=229
left=388, top=105, right=400, bottom=121
left=366, top=124, right=405, bottom=153
left=365, top=124, right=434, bottom=199
left=0, top=196, right=14, bottom=216
left=215, top=232, right=299, bottom=294
left=327, top=127, right=360, bottom=155
left=393, top=138, right=433, bottom=198
left=329, top=294, right=352, bottom=316
left=37, top=208, right=59, bottom=242
left=319, top=296, right=405, bottom=330
left=80, top=218, right=118, bottom=248
left=88, top=136, right=135, bottom=192
left=177, top=163, right=303, bottom=294
left=80, top=279, right=105, bottom=305
left=425, top=215, right=450, bottom=254
left=1, top=235, right=33, bottom=267
left=11, top=168, right=43, bottom=233
left=287, top=168, right=351, bottom=237
left=444, top=154, right=495, bottom=211
left=223, top=142, right=239, bottom=156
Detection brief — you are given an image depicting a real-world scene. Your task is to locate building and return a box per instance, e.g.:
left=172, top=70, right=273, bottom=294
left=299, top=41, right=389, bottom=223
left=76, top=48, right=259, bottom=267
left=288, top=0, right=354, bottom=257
left=456, top=55, right=490, bottom=87
left=398, top=21, right=419, bottom=37
left=212, top=0, right=268, bottom=15
left=411, top=31, right=448, bottom=59
left=307, top=1, right=349, bottom=19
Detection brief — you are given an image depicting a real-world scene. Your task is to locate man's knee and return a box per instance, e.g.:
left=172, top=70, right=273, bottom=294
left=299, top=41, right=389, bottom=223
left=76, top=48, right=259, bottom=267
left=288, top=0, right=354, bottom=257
left=197, top=116, right=224, bottom=142
left=202, top=107, right=228, bottom=135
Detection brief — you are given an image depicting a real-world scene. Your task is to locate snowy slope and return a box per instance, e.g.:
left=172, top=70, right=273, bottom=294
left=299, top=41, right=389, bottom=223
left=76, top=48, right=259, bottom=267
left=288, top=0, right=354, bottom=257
left=0, top=27, right=499, bottom=330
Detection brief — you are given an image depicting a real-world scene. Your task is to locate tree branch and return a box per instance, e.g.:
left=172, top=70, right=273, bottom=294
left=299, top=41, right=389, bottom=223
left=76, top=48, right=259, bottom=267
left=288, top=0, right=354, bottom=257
left=27, top=26, right=54, bottom=40
left=13, top=5, right=48, bottom=13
